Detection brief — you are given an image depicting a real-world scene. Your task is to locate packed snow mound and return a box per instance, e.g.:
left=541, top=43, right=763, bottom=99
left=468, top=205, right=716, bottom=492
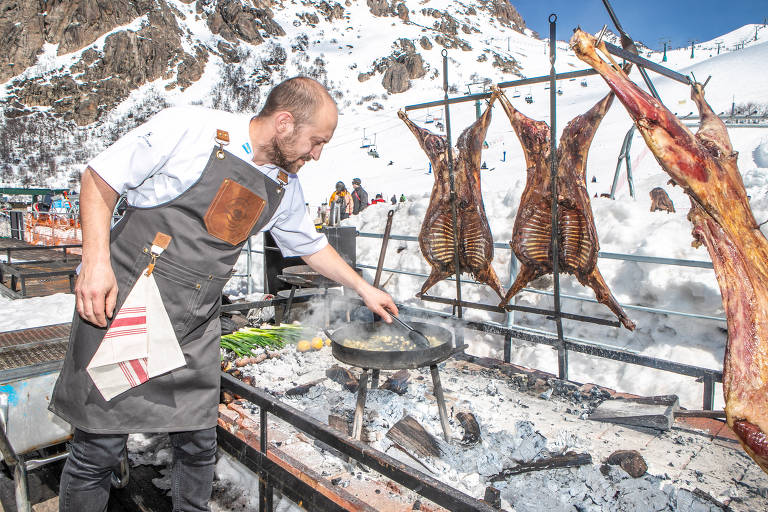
left=754, top=136, right=768, bottom=168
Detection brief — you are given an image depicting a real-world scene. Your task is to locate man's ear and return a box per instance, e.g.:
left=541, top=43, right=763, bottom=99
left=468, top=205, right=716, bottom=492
left=274, top=111, right=295, bottom=136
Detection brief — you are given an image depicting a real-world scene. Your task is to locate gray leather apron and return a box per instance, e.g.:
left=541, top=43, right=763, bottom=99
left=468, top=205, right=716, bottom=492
left=49, top=146, right=285, bottom=433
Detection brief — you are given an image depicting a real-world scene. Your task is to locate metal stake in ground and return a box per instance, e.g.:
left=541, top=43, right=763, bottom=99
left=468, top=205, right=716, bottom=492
left=441, top=49, right=463, bottom=319
left=547, top=14, right=567, bottom=380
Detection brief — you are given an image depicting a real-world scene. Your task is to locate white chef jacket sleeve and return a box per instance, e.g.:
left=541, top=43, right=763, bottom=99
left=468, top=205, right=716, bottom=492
left=86, top=107, right=192, bottom=194
left=268, top=181, right=328, bottom=257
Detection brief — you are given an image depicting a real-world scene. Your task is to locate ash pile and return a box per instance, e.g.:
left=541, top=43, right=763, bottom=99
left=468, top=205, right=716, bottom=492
left=212, top=324, right=768, bottom=512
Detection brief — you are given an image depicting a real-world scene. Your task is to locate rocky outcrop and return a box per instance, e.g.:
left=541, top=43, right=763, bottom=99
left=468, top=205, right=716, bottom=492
left=0, top=0, right=154, bottom=83
left=419, top=36, right=433, bottom=50
left=367, top=0, right=394, bottom=17
left=45, top=0, right=154, bottom=55
left=5, top=2, right=204, bottom=125
left=316, top=1, right=345, bottom=22
left=382, top=62, right=409, bottom=93
left=206, top=0, right=285, bottom=43
left=479, top=0, right=525, bottom=33
left=377, top=38, right=427, bottom=93
left=395, top=3, right=409, bottom=21
left=491, top=51, right=521, bottom=75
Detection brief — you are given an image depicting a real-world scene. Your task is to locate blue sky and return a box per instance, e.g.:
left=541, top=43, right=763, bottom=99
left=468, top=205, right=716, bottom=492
left=513, top=1, right=767, bottom=49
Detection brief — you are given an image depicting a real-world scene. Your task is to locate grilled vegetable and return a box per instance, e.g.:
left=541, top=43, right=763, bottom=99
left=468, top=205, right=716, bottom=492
left=220, top=324, right=305, bottom=358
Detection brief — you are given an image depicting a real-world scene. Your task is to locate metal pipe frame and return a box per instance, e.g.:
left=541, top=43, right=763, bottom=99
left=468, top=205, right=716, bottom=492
left=441, top=49, right=464, bottom=319
left=219, top=372, right=496, bottom=512
left=419, top=294, right=620, bottom=327
left=325, top=295, right=723, bottom=408
left=402, top=43, right=688, bottom=113
left=547, top=14, right=567, bottom=380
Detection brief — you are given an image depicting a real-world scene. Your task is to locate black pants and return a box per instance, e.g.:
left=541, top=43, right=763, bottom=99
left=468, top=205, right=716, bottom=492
left=59, top=427, right=217, bottom=512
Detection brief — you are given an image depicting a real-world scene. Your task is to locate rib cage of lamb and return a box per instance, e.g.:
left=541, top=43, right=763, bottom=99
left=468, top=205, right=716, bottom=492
left=571, top=27, right=768, bottom=473
left=494, top=85, right=635, bottom=330
left=398, top=90, right=504, bottom=299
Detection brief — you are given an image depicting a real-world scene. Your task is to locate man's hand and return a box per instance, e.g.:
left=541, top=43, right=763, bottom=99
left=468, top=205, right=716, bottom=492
left=75, top=261, right=118, bottom=327
left=357, top=281, right=398, bottom=321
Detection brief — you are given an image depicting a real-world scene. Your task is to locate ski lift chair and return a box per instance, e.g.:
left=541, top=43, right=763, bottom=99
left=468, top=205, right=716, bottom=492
left=360, top=128, right=372, bottom=148
left=525, top=94, right=534, bottom=104
left=580, top=80, right=588, bottom=87
left=512, top=88, right=521, bottom=98
left=557, top=88, right=563, bottom=96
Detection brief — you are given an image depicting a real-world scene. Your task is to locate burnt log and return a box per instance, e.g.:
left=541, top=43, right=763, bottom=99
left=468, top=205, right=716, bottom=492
left=380, top=369, right=410, bottom=395
left=489, top=452, right=593, bottom=481
left=456, top=411, right=481, bottom=447
left=326, top=365, right=359, bottom=392
left=386, top=415, right=442, bottom=459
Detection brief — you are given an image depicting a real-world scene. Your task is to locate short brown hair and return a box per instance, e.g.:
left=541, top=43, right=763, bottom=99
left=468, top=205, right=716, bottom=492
left=258, top=77, right=334, bottom=126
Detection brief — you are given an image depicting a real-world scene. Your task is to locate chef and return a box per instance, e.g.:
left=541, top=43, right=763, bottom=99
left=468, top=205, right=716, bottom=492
left=49, top=77, right=398, bottom=511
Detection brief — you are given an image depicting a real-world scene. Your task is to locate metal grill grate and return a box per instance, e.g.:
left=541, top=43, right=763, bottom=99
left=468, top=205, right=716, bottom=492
left=0, top=323, right=70, bottom=370
left=0, top=342, right=68, bottom=370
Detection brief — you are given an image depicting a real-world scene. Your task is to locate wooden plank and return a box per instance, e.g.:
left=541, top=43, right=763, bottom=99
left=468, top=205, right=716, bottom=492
left=588, top=397, right=677, bottom=430
left=386, top=415, right=442, bottom=459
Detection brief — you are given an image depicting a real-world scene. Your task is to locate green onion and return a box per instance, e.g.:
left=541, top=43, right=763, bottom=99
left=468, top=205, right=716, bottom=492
left=220, top=324, right=306, bottom=358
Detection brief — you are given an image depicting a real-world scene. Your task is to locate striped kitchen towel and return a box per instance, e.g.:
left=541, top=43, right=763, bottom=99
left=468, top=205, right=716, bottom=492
left=86, top=271, right=187, bottom=401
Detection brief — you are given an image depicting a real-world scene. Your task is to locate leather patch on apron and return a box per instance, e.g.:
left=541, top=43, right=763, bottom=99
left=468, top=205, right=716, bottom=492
left=204, top=179, right=266, bottom=245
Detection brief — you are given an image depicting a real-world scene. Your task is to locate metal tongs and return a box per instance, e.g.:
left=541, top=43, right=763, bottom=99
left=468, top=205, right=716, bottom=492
left=388, top=313, right=430, bottom=348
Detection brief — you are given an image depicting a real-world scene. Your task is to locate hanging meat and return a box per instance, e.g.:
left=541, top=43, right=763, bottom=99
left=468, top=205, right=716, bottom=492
left=398, top=90, right=504, bottom=299
left=494, top=85, right=635, bottom=330
left=572, top=28, right=768, bottom=473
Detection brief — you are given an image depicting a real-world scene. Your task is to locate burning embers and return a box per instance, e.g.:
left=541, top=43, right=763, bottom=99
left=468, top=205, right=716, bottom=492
left=571, top=28, right=768, bottom=473
left=494, top=86, right=635, bottom=330
left=398, top=90, right=504, bottom=299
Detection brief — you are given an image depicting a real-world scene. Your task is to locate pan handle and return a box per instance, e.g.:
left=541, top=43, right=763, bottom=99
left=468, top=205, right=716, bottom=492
left=450, top=344, right=468, bottom=355
left=323, top=328, right=338, bottom=344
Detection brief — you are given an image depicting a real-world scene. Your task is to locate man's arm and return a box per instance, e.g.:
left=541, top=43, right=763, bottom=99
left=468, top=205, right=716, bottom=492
left=76, top=167, right=119, bottom=327
left=302, top=244, right=398, bottom=321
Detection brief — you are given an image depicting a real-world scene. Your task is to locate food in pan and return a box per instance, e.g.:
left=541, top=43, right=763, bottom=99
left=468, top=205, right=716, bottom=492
left=494, top=85, right=635, bottom=330
left=572, top=27, right=768, bottom=473
left=339, top=334, right=442, bottom=351
left=398, top=88, right=504, bottom=299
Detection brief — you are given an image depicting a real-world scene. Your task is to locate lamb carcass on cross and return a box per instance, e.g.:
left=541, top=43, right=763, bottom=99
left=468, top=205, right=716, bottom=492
left=572, top=27, right=768, bottom=473
left=398, top=90, right=504, bottom=299
left=494, top=85, right=635, bottom=330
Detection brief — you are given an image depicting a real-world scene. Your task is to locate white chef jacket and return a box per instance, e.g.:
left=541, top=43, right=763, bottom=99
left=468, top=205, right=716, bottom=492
left=87, top=106, right=327, bottom=257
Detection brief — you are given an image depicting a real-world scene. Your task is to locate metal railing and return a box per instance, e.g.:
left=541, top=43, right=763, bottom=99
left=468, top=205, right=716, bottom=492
left=352, top=230, right=725, bottom=409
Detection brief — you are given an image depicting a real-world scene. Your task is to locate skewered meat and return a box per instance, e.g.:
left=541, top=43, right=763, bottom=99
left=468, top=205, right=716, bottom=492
left=398, top=91, right=504, bottom=298
left=571, top=28, right=768, bottom=473
left=494, top=86, right=635, bottom=330
left=649, top=187, right=676, bottom=213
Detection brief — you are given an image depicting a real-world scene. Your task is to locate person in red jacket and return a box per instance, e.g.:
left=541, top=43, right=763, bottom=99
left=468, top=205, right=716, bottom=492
left=370, top=193, right=386, bottom=205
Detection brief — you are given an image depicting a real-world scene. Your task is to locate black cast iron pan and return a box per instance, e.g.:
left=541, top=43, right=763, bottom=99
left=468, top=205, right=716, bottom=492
left=327, top=321, right=455, bottom=370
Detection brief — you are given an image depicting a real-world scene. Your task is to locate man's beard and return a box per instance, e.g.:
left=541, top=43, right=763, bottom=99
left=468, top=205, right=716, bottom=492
left=269, top=134, right=311, bottom=174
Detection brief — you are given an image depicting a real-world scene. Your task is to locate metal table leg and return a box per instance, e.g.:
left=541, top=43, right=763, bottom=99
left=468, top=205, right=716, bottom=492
left=284, top=285, right=298, bottom=321
left=370, top=369, right=380, bottom=389
left=0, top=422, right=31, bottom=512
left=352, top=369, right=370, bottom=440
left=430, top=365, right=451, bottom=442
